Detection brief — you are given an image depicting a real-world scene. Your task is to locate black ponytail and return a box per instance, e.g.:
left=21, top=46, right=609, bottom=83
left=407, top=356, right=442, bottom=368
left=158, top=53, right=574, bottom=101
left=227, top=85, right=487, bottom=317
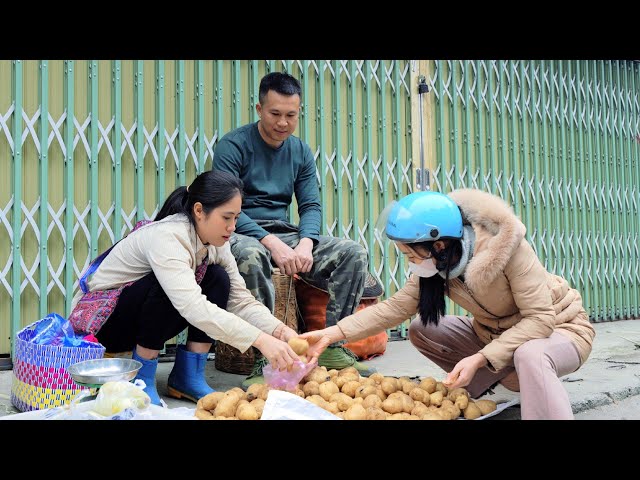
left=415, top=239, right=462, bottom=327
left=155, top=170, right=244, bottom=225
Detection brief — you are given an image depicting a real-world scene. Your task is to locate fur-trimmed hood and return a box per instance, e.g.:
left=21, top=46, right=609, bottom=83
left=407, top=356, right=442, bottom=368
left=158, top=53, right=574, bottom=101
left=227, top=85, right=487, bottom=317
left=447, top=189, right=526, bottom=293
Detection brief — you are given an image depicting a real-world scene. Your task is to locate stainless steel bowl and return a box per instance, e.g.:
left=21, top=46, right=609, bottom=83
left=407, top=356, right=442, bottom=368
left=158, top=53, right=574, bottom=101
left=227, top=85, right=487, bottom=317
left=67, top=358, right=142, bottom=388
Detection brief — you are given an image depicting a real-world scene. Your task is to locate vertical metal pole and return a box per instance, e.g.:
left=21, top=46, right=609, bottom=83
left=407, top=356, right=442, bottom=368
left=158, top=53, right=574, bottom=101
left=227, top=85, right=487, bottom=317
left=516, top=60, right=540, bottom=249
left=611, top=61, right=628, bottom=317
left=603, top=61, right=619, bottom=318
left=558, top=61, right=570, bottom=285
left=392, top=61, right=405, bottom=295
left=89, top=60, right=99, bottom=258
left=299, top=61, right=311, bottom=235
left=623, top=61, right=639, bottom=317
left=38, top=61, right=49, bottom=318
left=196, top=61, right=205, bottom=173
left=630, top=63, right=640, bottom=317
left=451, top=61, right=460, bottom=191
left=507, top=62, right=522, bottom=220
left=418, top=75, right=428, bottom=190
left=584, top=61, right=601, bottom=320
left=379, top=62, right=390, bottom=303
left=332, top=60, right=343, bottom=238
left=155, top=61, right=165, bottom=208
left=365, top=61, right=375, bottom=273
left=436, top=60, right=447, bottom=191
left=540, top=60, right=553, bottom=274
left=392, top=61, right=407, bottom=330
left=463, top=62, right=473, bottom=194
left=63, top=60, right=75, bottom=316
left=176, top=60, right=186, bottom=186
left=112, top=61, right=123, bottom=240
left=498, top=61, right=509, bottom=202
left=317, top=61, right=327, bottom=236
left=487, top=60, right=497, bottom=195
left=566, top=61, right=583, bottom=302
left=575, top=61, right=592, bottom=317
left=134, top=60, right=145, bottom=220
left=232, top=60, right=241, bottom=130
left=11, top=60, right=24, bottom=351
left=599, top=61, right=613, bottom=319
left=348, top=61, right=359, bottom=243
left=529, top=61, right=543, bottom=262
left=547, top=60, right=558, bottom=274
left=300, top=61, right=309, bottom=146
left=475, top=60, right=485, bottom=195
left=592, top=61, right=607, bottom=320
left=214, top=60, right=224, bottom=144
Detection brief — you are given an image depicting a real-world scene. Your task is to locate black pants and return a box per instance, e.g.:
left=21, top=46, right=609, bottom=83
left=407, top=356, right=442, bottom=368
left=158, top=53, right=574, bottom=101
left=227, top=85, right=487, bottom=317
left=96, top=264, right=231, bottom=352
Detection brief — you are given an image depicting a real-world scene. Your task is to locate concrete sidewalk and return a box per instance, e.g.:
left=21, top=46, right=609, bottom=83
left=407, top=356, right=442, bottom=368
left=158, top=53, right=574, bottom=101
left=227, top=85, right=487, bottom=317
left=2, top=318, right=639, bottom=419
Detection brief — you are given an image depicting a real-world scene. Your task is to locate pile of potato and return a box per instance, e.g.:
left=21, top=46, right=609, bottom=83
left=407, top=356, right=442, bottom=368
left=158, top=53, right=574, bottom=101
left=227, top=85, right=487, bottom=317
left=194, top=364, right=498, bottom=420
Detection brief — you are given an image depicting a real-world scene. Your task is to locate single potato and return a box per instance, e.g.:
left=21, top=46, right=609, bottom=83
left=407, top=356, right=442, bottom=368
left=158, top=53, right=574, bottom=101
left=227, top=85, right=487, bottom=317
left=288, top=337, right=309, bottom=356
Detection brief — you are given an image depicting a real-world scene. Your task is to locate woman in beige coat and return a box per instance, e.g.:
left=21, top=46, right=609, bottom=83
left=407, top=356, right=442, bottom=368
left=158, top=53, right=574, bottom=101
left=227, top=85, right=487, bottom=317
left=70, top=170, right=299, bottom=405
left=301, top=189, right=595, bottom=419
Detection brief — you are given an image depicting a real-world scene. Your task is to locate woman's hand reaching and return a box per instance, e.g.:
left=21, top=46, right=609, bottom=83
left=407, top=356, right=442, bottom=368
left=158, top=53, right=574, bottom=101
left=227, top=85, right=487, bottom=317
left=442, top=353, right=488, bottom=390
left=272, top=323, right=298, bottom=343
left=298, top=325, right=345, bottom=364
left=252, top=332, right=299, bottom=371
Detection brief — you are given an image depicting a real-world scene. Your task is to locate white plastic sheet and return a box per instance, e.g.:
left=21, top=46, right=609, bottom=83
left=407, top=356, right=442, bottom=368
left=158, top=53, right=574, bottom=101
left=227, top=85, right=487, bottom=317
left=0, top=400, right=196, bottom=420
left=261, top=390, right=341, bottom=420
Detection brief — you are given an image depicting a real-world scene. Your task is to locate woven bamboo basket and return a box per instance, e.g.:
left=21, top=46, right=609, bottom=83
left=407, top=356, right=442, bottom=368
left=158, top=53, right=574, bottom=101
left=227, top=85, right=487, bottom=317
left=215, top=268, right=298, bottom=375
left=271, top=268, right=299, bottom=332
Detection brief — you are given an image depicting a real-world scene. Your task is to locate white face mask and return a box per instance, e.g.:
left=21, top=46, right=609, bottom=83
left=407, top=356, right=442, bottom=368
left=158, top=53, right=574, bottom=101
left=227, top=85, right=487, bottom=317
left=408, top=259, right=439, bottom=278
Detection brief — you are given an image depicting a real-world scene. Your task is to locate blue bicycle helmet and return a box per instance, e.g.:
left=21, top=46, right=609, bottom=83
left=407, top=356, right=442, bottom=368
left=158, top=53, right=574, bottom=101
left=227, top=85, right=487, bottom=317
left=377, top=191, right=463, bottom=243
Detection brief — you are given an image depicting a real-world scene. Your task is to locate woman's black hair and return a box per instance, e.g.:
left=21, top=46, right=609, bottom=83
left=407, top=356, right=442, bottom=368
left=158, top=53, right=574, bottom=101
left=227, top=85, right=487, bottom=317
left=414, top=239, right=463, bottom=327
left=155, top=170, right=244, bottom=225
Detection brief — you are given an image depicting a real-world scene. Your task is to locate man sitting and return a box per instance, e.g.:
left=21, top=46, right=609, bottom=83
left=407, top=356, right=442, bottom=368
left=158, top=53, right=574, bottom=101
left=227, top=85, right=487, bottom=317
left=212, top=71, right=375, bottom=385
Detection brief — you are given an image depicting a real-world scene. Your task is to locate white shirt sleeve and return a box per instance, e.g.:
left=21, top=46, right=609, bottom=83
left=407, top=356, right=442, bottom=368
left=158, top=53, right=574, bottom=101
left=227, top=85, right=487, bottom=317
left=143, top=227, right=266, bottom=353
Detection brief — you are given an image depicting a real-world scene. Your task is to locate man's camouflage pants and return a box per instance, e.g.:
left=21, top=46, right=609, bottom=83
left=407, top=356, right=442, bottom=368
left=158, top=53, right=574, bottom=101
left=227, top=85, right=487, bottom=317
left=229, top=220, right=368, bottom=346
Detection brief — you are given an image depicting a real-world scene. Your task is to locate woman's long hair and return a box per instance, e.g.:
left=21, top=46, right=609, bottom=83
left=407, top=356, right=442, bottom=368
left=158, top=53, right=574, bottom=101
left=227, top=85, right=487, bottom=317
left=414, top=239, right=462, bottom=327
left=155, top=170, right=244, bottom=225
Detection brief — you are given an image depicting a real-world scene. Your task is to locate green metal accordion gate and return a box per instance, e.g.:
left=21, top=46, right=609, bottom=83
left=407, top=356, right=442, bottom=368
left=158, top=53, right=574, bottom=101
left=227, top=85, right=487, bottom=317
left=2, top=59, right=638, bottom=357
left=0, top=60, right=413, bottom=355
left=419, top=60, right=639, bottom=322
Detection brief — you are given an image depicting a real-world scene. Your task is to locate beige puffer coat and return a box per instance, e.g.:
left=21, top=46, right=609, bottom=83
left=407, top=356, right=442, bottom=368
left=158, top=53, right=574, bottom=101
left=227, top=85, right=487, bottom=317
left=337, top=189, right=595, bottom=372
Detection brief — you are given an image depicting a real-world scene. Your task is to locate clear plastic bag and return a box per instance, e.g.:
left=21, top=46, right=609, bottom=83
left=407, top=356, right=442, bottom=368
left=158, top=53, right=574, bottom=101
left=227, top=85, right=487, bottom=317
left=7, top=382, right=197, bottom=420
left=263, top=360, right=317, bottom=391
left=35, top=383, right=152, bottom=420
left=92, top=380, right=151, bottom=416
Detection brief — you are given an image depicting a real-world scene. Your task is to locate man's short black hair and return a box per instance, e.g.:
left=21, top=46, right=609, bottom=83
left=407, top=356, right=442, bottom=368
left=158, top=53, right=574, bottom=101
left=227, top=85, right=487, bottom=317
left=259, top=72, right=302, bottom=104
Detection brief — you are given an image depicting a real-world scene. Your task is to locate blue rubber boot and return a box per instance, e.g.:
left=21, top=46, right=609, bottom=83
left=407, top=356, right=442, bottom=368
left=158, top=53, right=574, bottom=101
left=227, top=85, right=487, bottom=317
left=131, top=349, right=162, bottom=406
left=167, top=345, right=215, bottom=403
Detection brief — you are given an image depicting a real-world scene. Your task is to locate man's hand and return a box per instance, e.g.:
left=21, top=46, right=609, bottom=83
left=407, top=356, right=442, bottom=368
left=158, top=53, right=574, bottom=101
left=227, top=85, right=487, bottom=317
left=293, top=238, right=314, bottom=273
left=442, top=353, right=488, bottom=390
left=261, top=235, right=302, bottom=275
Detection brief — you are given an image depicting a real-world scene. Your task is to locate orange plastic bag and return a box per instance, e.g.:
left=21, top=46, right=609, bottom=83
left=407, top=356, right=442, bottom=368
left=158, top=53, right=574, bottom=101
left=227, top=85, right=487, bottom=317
left=295, top=280, right=387, bottom=360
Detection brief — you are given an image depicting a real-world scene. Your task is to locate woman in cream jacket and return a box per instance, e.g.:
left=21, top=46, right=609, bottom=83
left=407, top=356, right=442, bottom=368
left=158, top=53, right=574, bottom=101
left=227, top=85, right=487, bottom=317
left=70, top=170, right=299, bottom=405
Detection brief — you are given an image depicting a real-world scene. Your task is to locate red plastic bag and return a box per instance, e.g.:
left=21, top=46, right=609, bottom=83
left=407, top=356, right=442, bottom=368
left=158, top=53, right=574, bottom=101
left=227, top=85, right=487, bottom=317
left=295, top=281, right=387, bottom=360
left=344, top=330, right=388, bottom=360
